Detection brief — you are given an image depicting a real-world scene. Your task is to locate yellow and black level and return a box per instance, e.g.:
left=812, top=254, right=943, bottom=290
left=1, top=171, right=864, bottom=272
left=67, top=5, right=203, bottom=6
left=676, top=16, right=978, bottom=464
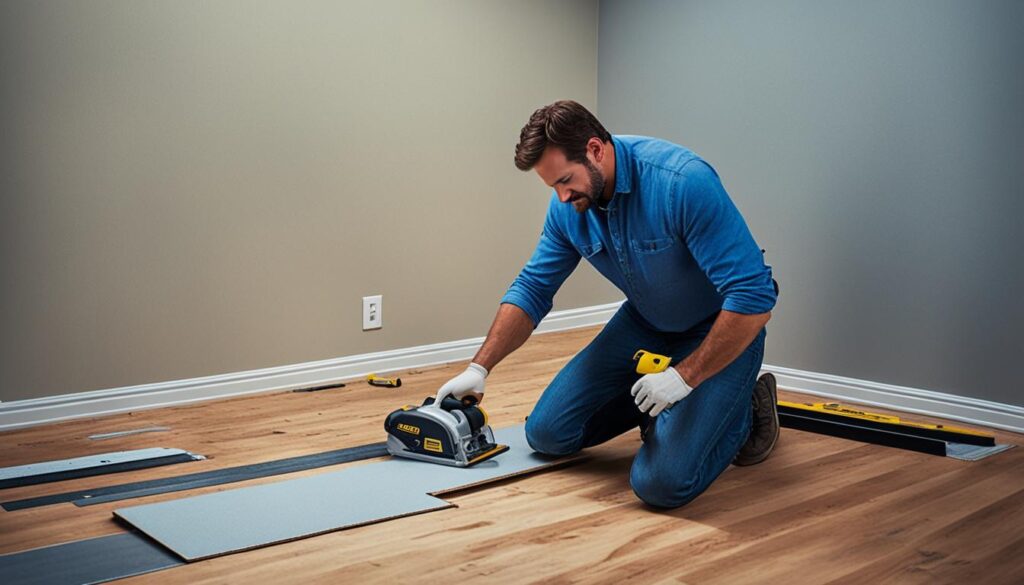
left=778, top=400, right=996, bottom=448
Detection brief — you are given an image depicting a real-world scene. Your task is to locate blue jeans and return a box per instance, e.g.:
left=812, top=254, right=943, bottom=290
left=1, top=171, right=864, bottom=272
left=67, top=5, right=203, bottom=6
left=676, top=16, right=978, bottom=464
left=525, top=302, right=766, bottom=509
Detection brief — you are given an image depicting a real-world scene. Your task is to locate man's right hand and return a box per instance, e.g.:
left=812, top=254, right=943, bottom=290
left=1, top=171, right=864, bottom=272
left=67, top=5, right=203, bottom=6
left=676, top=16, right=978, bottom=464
left=434, top=363, right=488, bottom=404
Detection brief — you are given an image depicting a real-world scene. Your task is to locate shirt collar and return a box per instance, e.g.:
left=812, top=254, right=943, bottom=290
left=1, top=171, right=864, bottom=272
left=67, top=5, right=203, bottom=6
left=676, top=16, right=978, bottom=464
left=612, top=135, right=633, bottom=195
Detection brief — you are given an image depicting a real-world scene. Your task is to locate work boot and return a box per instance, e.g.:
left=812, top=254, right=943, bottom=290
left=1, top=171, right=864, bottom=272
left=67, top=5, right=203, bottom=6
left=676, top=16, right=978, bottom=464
left=733, top=373, right=780, bottom=466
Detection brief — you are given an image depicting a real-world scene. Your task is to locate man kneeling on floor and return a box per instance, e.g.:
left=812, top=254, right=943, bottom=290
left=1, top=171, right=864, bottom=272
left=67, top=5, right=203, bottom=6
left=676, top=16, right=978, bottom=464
left=434, top=100, right=780, bottom=509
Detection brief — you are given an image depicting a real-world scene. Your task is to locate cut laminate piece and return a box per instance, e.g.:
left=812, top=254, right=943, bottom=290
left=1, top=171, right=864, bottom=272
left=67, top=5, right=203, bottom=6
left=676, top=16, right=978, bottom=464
left=120, top=475, right=453, bottom=561
left=945, top=442, right=1015, bottom=461
left=0, top=532, right=182, bottom=585
left=2, top=443, right=390, bottom=511
left=0, top=448, right=204, bottom=490
left=115, top=425, right=567, bottom=561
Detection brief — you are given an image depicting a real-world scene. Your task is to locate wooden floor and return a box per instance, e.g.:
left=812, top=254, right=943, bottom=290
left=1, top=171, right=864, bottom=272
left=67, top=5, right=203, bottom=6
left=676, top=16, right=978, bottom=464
left=2, top=326, right=1023, bottom=584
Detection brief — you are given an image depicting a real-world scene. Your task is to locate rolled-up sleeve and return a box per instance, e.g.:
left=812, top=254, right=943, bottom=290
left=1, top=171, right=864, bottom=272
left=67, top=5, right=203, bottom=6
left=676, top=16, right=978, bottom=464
left=500, top=198, right=581, bottom=327
left=677, top=161, right=777, bottom=315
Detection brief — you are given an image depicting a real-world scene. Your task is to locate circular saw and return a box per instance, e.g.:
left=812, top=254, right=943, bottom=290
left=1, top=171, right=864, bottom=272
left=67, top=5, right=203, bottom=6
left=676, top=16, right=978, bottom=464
left=384, top=396, right=509, bottom=467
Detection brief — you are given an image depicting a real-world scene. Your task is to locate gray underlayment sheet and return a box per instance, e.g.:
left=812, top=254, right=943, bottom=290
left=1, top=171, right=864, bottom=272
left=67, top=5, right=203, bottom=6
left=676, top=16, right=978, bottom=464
left=0, top=448, right=197, bottom=481
left=116, top=424, right=563, bottom=561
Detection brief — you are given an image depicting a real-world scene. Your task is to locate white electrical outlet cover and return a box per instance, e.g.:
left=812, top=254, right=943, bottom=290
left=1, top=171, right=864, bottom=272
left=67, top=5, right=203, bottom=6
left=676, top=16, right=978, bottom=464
left=362, top=295, right=382, bottom=330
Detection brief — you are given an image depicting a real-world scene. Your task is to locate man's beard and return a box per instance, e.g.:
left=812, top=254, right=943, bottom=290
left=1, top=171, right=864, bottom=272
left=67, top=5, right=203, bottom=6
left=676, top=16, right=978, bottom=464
left=569, top=160, right=607, bottom=214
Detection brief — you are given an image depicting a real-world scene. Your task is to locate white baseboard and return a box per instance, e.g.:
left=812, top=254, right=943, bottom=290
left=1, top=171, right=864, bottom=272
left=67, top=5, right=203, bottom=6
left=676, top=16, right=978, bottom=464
left=766, top=365, right=1024, bottom=434
left=0, top=302, right=623, bottom=432
left=2, top=299, right=1022, bottom=436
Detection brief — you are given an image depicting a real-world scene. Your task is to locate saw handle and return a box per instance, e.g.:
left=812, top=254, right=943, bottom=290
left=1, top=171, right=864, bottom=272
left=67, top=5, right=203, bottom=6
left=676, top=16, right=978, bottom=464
left=424, top=395, right=477, bottom=411
left=420, top=395, right=488, bottom=432
left=458, top=394, right=479, bottom=407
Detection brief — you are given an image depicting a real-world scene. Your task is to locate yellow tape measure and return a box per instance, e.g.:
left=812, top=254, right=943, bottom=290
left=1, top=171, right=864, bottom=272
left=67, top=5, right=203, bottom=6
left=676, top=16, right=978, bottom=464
left=633, top=350, right=672, bottom=374
left=367, top=373, right=402, bottom=388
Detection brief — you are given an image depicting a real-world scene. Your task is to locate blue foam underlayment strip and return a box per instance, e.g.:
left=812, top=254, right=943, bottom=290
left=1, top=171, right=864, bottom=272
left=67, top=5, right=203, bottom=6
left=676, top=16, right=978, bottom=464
left=0, top=532, right=182, bottom=585
left=115, top=425, right=565, bottom=561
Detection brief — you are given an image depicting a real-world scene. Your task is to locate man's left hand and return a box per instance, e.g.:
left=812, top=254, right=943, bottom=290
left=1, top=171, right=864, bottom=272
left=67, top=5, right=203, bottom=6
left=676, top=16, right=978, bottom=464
left=631, top=368, right=694, bottom=416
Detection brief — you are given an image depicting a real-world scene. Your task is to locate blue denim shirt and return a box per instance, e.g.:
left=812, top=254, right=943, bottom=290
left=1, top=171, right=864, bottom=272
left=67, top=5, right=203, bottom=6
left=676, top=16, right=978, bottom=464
left=501, top=135, right=777, bottom=332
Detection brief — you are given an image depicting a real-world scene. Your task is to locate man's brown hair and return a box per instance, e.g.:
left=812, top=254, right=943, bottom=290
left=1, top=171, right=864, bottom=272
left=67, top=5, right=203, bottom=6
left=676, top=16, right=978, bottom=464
left=514, top=100, right=612, bottom=171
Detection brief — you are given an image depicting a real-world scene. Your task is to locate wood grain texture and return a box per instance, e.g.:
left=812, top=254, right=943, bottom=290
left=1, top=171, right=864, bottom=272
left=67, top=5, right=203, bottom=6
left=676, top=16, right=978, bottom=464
left=1, top=325, right=1021, bottom=584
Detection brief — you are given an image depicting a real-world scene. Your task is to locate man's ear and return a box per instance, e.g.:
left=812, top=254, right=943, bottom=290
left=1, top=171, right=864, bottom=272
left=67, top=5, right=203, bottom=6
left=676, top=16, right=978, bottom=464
left=587, top=137, right=605, bottom=162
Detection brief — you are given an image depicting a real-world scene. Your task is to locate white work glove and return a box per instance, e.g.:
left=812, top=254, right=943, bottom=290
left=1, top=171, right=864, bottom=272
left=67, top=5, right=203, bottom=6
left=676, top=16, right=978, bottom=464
left=435, top=362, right=488, bottom=404
left=631, top=368, right=694, bottom=417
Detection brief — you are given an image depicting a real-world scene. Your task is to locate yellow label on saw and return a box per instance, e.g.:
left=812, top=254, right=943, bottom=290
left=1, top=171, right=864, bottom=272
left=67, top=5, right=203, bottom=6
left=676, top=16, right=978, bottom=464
left=396, top=423, right=420, bottom=436
left=424, top=437, right=443, bottom=453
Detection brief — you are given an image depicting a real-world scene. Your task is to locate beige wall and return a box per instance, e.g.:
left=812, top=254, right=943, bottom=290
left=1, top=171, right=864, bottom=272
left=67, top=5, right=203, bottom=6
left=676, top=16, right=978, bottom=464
left=0, top=0, right=618, bottom=401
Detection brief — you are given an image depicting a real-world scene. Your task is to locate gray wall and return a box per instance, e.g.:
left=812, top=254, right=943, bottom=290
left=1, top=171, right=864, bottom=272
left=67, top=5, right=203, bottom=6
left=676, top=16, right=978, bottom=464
left=599, top=0, right=1024, bottom=405
left=0, top=0, right=619, bottom=402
